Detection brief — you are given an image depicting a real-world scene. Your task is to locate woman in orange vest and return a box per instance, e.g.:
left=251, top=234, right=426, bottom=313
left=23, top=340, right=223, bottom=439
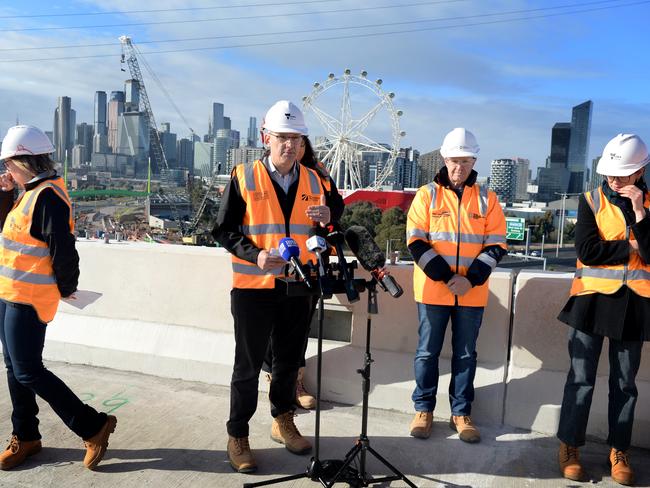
left=0, top=126, right=116, bottom=471
left=557, top=134, right=650, bottom=486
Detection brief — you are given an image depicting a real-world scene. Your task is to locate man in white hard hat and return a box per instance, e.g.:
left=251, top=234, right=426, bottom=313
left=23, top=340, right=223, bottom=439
left=556, top=133, right=650, bottom=485
left=212, top=101, right=333, bottom=473
left=406, top=128, right=507, bottom=443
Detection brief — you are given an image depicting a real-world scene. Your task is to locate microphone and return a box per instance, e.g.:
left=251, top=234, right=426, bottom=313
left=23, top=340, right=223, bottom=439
left=307, top=232, right=328, bottom=277
left=344, top=226, right=404, bottom=298
left=323, top=223, right=360, bottom=303
left=278, top=237, right=312, bottom=289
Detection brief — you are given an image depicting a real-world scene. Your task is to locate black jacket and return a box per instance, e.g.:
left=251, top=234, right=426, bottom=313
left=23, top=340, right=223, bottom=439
left=0, top=174, right=79, bottom=298
left=558, top=179, right=650, bottom=341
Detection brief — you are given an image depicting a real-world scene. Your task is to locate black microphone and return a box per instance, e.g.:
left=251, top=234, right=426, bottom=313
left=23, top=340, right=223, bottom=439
left=324, top=223, right=360, bottom=303
left=344, top=226, right=404, bottom=298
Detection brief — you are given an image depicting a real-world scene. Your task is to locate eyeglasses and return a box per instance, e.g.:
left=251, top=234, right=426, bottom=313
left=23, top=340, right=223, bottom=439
left=606, top=174, right=636, bottom=183
left=267, top=132, right=303, bottom=143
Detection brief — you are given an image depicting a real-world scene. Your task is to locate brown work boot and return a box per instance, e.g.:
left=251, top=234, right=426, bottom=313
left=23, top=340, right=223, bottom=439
left=558, top=442, right=584, bottom=481
left=295, top=367, right=316, bottom=410
left=227, top=436, right=257, bottom=473
left=449, top=415, right=481, bottom=443
left=609, top=448, right=634, bottom=486
left=271, top=411, right=312, bottom=454
left=409, top=411, right=433, bottom=439
left=83, top=415, right=117, bottom=470
left=0, top=435, right=42, bottom=470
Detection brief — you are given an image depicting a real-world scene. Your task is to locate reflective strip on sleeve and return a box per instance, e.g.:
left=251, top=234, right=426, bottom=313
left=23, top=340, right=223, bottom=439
left=476, top=252, right=497, bottom=270
left=408, top=228, right=428, bottom=240
left=0, top=236, right=49, bottom=257
left=483, top=234, right=507, bottom=245
left=0, top=265, right=56, bottom=285
left=627, top=269, right=650, bottom=281
left=417, top=248, right=438, bottom=270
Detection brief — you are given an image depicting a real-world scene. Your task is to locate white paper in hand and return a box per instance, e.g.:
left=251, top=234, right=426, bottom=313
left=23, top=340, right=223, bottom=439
left=60, top=290, right=103, bottom=309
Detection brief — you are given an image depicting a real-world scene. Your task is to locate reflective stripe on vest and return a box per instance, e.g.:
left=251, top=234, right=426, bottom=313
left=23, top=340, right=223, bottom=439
left=231, top=159, right=324, bottom=289
left=0, top=177, right=73, bottom=323
left=408, top=181, right=507, bottom=306
left=570, top=187, right=650, bottom=298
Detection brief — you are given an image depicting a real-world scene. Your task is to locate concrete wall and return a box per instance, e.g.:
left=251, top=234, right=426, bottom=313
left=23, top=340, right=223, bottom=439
left=24, top=241, right=650, bottom=448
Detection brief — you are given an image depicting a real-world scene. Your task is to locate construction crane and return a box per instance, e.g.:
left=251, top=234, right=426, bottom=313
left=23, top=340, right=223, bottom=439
left=119, top=35, right=186, bottom=234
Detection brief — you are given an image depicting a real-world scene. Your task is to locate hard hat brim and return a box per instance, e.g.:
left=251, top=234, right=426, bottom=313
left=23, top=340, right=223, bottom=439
left=596, top=156, right=650, bottom=177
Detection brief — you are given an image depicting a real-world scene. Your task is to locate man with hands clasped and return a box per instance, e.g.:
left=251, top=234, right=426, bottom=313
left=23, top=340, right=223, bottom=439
left=406, top=128, right=507, bottom=444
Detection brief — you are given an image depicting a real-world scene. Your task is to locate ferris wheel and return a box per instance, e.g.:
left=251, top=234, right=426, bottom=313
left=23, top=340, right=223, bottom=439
left=302, top=69, right=405, bottom=190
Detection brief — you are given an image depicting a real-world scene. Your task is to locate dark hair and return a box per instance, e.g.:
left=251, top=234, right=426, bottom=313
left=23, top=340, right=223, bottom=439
left=300, top=136, right=317, bottom=169
left=11, top=154, right=55, bottom=174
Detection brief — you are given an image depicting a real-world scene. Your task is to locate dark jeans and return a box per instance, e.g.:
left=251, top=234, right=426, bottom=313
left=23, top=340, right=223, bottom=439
left=0, top=300, right=106, bottom=441
left=227, top=288, right=312, bottom=438
left=261, top=295, right=318, bottom=373
left=412, top=303, right=484, bottom=415
left=557, top=327, right=643, bottom=451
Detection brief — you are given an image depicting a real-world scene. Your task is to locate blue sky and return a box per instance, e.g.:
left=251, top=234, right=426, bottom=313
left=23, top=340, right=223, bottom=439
left=0, top=0, right=649, bottom=175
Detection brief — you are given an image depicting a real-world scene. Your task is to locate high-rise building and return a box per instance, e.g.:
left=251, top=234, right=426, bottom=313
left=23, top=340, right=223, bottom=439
left=177, top=138, right=194, bottom=172
left=513, top=157, right=530, bottom=201
left=107, top=91, right=125, bottom=152
left=53, top=96, right=74, bottom=163
left=74, top=122, right=93, bottom=166
left=549, top=122, right=572, bottom=167
left=94, top=91, right=107, bottom=136
left=417, top=149, right=444, bottom=186
left=223, top=116, right=231, bottom=130
left=124, top=79, right=140, bottom=112
left=489, top=158, right=517, bottom=204
left=159, top=123, right=177, bottom=168
left=214, top=128, right=235, bottom=175
left=247, top=117, right=258, bottom=147
left=393, top=147, right=419, bottom=189
left=211, top=103, right=224, bottom=139
left=567, top=100, right=593, bottom=193
left=229, top=146, right=265, bottom=168
left=115, top=112, right=149, bottom=177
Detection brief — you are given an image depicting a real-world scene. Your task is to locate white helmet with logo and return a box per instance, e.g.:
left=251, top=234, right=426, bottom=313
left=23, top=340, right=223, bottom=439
left=596, top=133, right=649, bottom=177
left=1, top=125, right=55, bottom=160
left=440, top=127, right=480, bottom=159
left=263, top=100, right=308, bottom=135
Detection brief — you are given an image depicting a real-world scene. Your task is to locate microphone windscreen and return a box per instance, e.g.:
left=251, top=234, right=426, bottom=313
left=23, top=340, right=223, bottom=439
left=344, top=226, right=385, bottom=271
left=278, top=237, right=300, bottom=261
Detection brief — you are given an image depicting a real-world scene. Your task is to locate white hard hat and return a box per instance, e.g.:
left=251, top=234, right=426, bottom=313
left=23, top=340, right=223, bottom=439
left=263, top=100, right=308, bottom=135
left=596, top=133, right=650, bottom=177
left=440, top=127, right=479, bottom=159
left=0, top=125, right=55, bottom=160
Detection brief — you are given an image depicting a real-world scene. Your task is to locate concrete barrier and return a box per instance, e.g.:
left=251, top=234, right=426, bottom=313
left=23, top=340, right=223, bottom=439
left=32, top=242, right=650, bottom=447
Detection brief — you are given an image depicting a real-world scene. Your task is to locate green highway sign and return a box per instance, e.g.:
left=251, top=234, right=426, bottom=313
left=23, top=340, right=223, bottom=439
left=506, top=217, right=526, bottom=241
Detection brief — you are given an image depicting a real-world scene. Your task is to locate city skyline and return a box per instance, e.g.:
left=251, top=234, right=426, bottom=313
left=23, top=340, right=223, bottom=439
left=1, top=0, right=649, bottom=176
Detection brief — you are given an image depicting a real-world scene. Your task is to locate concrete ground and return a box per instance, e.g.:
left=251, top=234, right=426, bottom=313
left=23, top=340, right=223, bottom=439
left=0, top=361, right=648, bottom=488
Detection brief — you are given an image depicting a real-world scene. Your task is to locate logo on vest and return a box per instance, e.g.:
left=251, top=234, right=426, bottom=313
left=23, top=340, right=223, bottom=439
left=430, top=210, right=450, bottom=218
left=253, top=191, right=269, bottom=201
left=301, top=194, right=320, bottom=203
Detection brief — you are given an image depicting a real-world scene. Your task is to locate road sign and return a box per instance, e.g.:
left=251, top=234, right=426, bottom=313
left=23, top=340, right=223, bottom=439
left=506, top=217, right=525, bottom=241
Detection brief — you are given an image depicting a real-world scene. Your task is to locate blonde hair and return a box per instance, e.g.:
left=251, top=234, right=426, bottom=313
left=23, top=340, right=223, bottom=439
left=8, top=154, right=55, bottom=175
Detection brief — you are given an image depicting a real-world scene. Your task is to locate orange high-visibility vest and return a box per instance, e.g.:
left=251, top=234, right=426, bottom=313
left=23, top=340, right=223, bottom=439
left=231, top=159, right=324, bottom=289
left=407, top=181, right=507, bottom=306
left=570, top=187, right=650, bottom=298
left=0, top=177, right=74, bottom=323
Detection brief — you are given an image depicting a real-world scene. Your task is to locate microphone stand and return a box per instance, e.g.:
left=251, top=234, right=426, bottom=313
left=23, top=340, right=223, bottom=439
left=243, top=254, right=329, bottom=488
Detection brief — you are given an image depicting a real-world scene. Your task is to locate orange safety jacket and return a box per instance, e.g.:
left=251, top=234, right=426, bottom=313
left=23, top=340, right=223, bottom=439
left=231, top=159, right=324, bottom=289
left=570, top=186, right=650, bottom=298
left=0, top=177, right=73, bottom=323
left=407, top=181, right=507, bottom=306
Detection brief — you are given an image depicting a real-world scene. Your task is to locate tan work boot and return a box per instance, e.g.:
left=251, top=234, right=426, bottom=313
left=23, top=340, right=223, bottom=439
left=83, top=415, right=117, bottom=470
left=558, top=442, right=584, bottom=481
left=609, top=448, right=634, bottom=486
left=409, top=411, right=433, bottom=439
left=271, top=411, right=312, bottom=454
left=295, top=367, right=316, bottom=410
left=449, top=415, right=481, bottom=443
left=0, top=435, right=42, bottom=470
left=227, top=436, right=257, bottom=473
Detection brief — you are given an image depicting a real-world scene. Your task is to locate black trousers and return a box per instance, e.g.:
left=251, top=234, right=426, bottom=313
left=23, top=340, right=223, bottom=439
left=227, top=287, right=312, bottom=438
left=261, top=294, right=318, bottom=373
